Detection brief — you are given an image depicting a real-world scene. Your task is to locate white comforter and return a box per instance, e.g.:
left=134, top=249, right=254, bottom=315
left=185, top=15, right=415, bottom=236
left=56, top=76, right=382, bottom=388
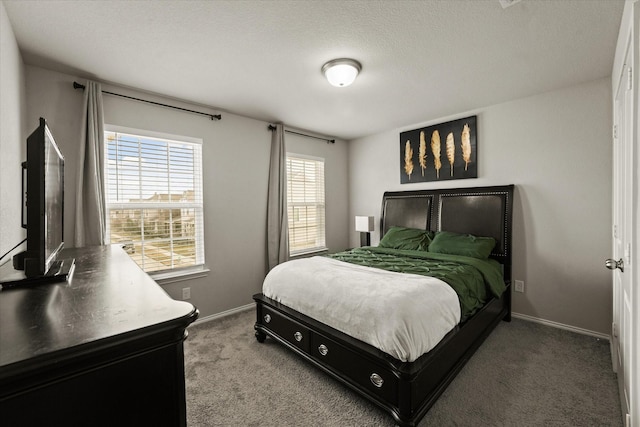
left=262, top=256, right=461, bottom=362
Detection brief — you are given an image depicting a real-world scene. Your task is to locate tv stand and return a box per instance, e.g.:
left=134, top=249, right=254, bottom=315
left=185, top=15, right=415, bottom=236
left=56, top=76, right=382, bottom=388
left=1, top=257, right=75, bottom=289
left=44, top=257, right=75, bottom=277
left=0, top=245, right=198, bottom=427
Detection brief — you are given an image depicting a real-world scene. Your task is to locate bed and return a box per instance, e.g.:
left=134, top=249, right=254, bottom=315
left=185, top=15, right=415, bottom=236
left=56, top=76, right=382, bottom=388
left=253, top=184, right=514, bottom=426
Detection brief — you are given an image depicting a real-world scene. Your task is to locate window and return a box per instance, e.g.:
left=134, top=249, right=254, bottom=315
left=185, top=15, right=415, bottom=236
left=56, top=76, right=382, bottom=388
left=286, top=154, right=326, bottom=255
left=105, top=127, right=204, bottom=274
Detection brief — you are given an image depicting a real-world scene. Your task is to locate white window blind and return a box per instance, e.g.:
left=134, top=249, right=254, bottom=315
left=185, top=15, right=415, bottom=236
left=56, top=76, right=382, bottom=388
left=286, top=154, right=326, bottom=255
left=105, top=128, right=204, bottom=273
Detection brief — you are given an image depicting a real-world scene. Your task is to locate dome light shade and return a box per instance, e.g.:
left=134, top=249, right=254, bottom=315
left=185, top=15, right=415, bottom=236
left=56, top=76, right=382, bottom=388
left=322, top=58, right=362, bottom=87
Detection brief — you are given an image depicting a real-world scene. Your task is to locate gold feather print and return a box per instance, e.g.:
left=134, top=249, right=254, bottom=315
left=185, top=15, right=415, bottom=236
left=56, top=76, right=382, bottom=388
left=461, top=123, right=471, bottom=171
left=404, top=140, right=414, bottom=180
left=419, top=131, right=427, bottom=176
left=446, top=132, right=455, bottom=177
left=431, top=130, right=442, bottom=179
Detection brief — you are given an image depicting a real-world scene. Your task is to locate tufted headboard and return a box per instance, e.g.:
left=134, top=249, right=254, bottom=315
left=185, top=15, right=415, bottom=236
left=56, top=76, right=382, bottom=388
left=380, top=185, right=514, bottom=280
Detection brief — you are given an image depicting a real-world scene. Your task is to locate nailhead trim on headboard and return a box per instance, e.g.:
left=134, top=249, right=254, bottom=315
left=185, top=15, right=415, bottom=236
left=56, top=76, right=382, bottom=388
left=380, top=185, right=514, bottom=280
left=438, top=190, right=510, bottom=258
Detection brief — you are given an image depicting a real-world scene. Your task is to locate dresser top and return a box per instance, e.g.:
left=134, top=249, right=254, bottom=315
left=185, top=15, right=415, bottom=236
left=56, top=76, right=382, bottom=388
left=0, top=245, right=198, bottom=371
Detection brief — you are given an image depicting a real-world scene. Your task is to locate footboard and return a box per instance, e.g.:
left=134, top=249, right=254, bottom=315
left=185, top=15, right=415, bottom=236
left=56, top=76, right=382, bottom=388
left=253, top=285, right=510, bottom=426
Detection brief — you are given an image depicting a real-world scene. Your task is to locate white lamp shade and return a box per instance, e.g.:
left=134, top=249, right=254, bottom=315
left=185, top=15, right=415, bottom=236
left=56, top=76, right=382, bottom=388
left=355, top=216, right=375, bottom=232
left=322, top=59, right=362, bottom=87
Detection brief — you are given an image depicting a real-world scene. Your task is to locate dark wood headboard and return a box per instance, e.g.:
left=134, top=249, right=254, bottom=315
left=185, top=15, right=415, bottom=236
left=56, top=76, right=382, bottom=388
left=380, top=185, right=514, bottom=280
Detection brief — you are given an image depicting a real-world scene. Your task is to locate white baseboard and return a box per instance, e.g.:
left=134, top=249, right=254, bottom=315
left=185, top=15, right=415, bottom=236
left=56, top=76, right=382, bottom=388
left=191, top=306, right=611, bottom=342
left=512, top=312, right=611, bottom=341
left=193, top=303, right=254, bottom=326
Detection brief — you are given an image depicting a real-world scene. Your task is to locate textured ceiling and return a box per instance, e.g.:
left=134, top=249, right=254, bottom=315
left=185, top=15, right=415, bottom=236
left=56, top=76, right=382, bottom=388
left=4, top=0, right=624, bottom=140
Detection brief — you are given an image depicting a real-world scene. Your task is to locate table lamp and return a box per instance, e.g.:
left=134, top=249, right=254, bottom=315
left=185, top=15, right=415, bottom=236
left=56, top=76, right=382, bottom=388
left=355, top=216, right=375, bottom=247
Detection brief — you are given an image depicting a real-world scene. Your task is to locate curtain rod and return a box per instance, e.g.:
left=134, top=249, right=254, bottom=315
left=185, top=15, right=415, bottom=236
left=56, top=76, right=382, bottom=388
left=268, top=124, right=335, bottom=144
left=73, top=82, right=221, bottom=121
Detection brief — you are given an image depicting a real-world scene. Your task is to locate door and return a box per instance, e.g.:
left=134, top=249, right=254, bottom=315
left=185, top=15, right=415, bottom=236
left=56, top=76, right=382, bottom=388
left=610, top=32, right=635, bottom=427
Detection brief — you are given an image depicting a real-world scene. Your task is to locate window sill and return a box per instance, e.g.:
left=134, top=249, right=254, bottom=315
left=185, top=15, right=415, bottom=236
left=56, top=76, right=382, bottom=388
left=290, top=247, right=328, bottom=259
left=152, top=266, right=210, bottom=285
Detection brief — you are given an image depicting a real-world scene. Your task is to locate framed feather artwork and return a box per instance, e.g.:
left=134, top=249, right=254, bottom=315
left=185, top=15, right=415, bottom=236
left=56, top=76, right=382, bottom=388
left=400, top=115, right=477, bottom=183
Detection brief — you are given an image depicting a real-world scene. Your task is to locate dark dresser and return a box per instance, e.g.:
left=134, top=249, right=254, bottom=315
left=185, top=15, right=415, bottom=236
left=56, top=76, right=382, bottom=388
left=0, top=245, right=198, bottom=427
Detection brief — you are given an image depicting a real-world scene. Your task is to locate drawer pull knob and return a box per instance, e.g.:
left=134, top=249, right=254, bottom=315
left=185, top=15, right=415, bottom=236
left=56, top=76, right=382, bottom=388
left=294, top=331, right=303, bottom=342
left=370, top=373, right=384, bottom=388
left=318, top=344, right=329, bottom=356
left=264, top=314, right=271, bottom=323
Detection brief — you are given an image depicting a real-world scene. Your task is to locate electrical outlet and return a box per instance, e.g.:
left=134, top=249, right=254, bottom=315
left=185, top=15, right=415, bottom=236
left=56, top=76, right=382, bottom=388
left=514, top=280, right=525, bottom=293
left=182, top=287, right=191, bottom=300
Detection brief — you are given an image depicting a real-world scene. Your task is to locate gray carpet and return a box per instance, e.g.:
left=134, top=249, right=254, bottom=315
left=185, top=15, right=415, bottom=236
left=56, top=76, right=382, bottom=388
left=184, top=309, right=621, bottom=426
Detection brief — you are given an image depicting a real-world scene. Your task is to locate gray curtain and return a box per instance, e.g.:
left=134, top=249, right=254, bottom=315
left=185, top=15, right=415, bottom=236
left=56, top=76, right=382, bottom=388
left=267, top=123, right=289, bottom=270
left=74, top=81, right=106, bottom=247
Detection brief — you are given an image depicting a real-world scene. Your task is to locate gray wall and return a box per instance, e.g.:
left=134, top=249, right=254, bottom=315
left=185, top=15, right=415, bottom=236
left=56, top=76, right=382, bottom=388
left=348, top=78, right=613, bottom=335
left=0, top=1, right=26, bottom=261
left=19, top=65, right=350, bottom=319
left=0, top=5, right=613, bottom=334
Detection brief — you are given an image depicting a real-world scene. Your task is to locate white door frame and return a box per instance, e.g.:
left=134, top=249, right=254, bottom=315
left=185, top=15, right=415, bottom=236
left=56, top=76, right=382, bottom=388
left=611, top=2, right=639, bottom=426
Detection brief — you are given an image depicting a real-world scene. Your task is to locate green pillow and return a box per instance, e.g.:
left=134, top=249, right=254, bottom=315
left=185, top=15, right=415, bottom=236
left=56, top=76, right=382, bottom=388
left=378, top=226, right=434, bottom=251
left=429, top=231, right=496, bottom=259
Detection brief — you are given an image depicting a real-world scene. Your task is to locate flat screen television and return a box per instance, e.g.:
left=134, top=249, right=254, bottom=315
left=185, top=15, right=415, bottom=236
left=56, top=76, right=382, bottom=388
left=21, top=117, right=66, bottom=278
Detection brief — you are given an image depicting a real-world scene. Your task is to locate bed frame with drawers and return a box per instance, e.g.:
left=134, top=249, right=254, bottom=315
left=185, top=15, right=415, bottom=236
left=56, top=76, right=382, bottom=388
left=253, top=184, right=514, bottom=426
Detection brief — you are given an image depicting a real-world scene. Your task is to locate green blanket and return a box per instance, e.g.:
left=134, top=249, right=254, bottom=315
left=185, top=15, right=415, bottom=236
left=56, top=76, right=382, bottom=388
left=327, top=247, right=505, bottom=318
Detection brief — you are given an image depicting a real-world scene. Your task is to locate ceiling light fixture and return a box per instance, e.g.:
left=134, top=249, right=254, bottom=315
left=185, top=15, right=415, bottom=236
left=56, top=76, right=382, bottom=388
left=322, top=58, right=362, bottom=87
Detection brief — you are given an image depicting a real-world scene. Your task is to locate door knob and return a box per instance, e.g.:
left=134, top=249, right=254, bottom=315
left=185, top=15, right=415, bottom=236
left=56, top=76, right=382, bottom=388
left=605, top=258, right=624, bottom=272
